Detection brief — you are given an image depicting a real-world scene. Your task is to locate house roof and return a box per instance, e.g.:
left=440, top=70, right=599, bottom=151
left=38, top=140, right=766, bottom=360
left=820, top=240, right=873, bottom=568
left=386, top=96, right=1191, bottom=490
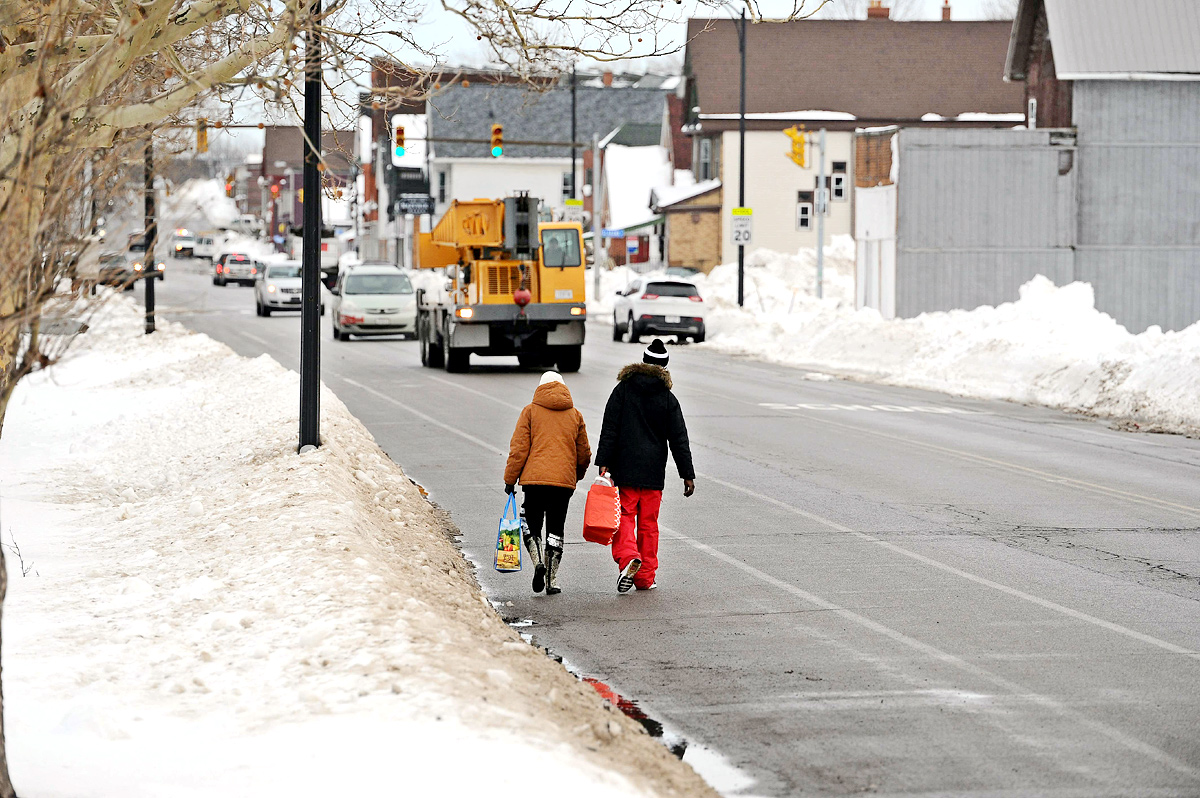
left=651, top=179, right=722, bottom=211
left=603, top=144, right=672, bottom=231
left=684, top=18, right=1024, bottom=129
left=1006, top=0, right=1200, bottom=81
left=603, top=122, right=663, bottom=148
left=427, top=83, right=668, bottom=158
left=261, top=127, right=354, bottom=174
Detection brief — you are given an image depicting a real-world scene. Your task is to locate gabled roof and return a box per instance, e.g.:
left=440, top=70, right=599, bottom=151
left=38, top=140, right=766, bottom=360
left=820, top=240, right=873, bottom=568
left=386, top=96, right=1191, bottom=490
left=685, top=18, right=1023, bottom=128
left=602, top=122, right=663, bottom=148
left=651, top=179, right=721, bottom=211
left=427, top=83, right=667, bottom=158
left=1006, top=0, right=1200, bottom=81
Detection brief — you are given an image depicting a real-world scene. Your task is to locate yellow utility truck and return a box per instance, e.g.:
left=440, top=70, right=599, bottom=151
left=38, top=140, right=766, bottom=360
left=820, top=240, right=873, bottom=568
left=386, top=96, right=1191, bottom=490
left=415, top=194, right=587, bottom=373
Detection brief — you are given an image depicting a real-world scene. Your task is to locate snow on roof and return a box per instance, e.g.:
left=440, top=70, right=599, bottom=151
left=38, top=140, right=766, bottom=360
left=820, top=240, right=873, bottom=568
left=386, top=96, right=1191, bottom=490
left=1009, top=0, right=1200, bottom=81
left=604, top=144, right=672, bottom=231
left=699, top=110, right=857, bottom=122
left=651, top=179, right=722, bottom=210
left=920, top=112, right=1026, bottom=122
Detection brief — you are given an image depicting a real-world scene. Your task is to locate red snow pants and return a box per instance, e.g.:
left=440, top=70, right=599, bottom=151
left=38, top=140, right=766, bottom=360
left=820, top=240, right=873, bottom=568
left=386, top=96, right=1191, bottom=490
left=612, top=487, right=662, bottom=589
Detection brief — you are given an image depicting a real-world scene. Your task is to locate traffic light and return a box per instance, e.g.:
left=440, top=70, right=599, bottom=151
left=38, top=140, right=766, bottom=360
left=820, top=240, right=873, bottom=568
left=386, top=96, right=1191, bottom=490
left=784, top=125, right=807, bottom=168
left=270, top=184, right=280, bottom=197
left=197, top=119, right=208, bottom=154
left=394, top=125, right=406, bottom=158
left=490, top=124, right=503, bottom=157
left=225, top=173, right=235, bottom=197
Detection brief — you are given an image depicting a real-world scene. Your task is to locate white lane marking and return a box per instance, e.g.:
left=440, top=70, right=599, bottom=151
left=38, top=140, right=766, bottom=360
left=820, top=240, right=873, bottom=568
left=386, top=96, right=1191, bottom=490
left=760, top=402, right=981, bottom=414
left=755, top=403, right=1200, bottom=520
left=660, top=524, right=1200, bottom=780
left=339, top=377, right=506, bottom=456
left=697, top=472, right=1200, bottom=661
left=426, top=374, right=525, bottom=412
left=240, top=330, right=275, bottom=351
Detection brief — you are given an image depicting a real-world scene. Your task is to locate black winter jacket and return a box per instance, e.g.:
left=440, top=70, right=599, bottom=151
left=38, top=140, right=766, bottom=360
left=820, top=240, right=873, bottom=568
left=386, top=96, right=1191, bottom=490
left=596, top=363, right=695, bottom=490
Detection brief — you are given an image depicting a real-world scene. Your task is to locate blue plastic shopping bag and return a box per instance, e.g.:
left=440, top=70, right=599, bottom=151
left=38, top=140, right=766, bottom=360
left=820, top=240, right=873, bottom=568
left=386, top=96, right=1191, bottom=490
left=494, top=494, right=522, bottom=572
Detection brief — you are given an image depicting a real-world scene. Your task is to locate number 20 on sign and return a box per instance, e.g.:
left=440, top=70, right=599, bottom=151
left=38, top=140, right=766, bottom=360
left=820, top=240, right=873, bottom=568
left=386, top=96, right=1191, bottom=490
left=731, top=207, right=753, bottom=246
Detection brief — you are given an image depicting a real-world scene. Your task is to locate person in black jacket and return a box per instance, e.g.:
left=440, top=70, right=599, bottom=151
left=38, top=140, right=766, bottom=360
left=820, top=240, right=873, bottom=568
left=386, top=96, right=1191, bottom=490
left=596, top=339, right=695, bottom=593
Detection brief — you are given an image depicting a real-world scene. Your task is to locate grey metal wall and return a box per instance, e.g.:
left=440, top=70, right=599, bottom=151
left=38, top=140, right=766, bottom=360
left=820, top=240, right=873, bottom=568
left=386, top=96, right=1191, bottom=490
left=896, top=128, right=1078, bottom=318
left=1075, top=81, right=1200, bottom=332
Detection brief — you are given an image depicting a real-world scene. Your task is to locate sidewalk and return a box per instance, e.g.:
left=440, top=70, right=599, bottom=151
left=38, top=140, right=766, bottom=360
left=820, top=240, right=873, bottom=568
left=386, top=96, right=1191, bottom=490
left=0, top=298, right=719, bottom=798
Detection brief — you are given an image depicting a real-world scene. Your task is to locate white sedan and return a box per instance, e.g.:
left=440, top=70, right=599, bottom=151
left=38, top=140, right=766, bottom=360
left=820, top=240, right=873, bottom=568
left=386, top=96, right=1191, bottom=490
left=612, top=277, right=706, bottom=343
left=254, top=261, right=324, bottom=316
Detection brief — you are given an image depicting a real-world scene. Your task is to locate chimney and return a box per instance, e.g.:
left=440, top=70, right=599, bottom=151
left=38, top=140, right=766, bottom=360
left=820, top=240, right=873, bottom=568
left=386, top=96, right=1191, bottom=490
left=866, top=0, right=890, bottom=19
left=941, top=1, right=951, bottom=21
left=602, top=71, right=613, bottom=87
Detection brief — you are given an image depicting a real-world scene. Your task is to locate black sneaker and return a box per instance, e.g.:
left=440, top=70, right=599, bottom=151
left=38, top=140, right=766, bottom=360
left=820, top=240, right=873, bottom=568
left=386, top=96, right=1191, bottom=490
left=532, top=564, right=546, bottom=594
left=617, top=559, right=642, bottom=593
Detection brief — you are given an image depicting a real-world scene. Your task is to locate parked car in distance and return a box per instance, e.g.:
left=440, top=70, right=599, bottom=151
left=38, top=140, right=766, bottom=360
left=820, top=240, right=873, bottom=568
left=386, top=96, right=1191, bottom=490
left=254, top=261, right=324, bottom=316
left=213, top=252, right=257, bottom=286
left=193, top=233, right=221, bottom=261
left=330, top=264, right=416, bottom=341
left=612, top=277, right=706, bottom=343
left=97, top=251, right=137, bottom=291
left=171, top=229, right=196, bottom=258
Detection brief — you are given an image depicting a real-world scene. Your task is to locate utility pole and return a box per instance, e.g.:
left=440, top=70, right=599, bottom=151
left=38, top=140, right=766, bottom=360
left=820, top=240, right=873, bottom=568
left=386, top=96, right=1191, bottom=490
left=570, top=65, right=577, bottom=200
left=299, top=0, right=322, bottom=451
left=143, top=138, right=156, bottom=334
left=816, top=127, right=826, bottom=300
left=591, top=133, right=602, bottom=302
left=737, top=9, right=747, bottom=308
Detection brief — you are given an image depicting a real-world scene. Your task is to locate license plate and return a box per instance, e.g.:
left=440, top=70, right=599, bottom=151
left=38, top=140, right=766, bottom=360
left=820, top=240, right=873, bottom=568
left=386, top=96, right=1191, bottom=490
left=555, top=289, right=574, bottom=300
left=665, top=315, right=680, bottom=324
left=288, top=297, right=300, bottom=303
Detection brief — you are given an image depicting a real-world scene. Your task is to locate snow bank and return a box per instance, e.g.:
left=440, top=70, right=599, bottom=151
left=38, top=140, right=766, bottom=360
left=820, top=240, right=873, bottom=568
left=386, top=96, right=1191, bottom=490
left=0, top=300, right=718, bottom=797
left=694, top=249, right=1200, bottom=436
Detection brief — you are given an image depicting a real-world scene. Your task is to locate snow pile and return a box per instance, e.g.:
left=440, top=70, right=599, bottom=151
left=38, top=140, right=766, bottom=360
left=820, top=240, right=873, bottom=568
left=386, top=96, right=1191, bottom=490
left=0, top=300, right=718, bottom=797
left=697, top=261, right=1200, bottom=435
left=693, top=236, right=856, bottom=313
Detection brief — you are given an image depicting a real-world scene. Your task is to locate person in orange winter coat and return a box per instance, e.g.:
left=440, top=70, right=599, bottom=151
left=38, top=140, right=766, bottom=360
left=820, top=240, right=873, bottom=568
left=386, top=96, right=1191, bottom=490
left=504, top=371, right=592, bottom=595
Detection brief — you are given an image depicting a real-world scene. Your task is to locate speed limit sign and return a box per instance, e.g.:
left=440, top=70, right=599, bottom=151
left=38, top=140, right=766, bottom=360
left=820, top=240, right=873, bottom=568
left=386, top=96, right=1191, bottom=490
left=731, top=207, right=753, bottom=247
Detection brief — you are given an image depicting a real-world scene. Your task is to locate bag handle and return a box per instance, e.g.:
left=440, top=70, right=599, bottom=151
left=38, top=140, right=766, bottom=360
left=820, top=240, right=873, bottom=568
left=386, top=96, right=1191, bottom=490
left=503, top=493, right=519, bottom=520
left=593, top=473, right=614, bottom=488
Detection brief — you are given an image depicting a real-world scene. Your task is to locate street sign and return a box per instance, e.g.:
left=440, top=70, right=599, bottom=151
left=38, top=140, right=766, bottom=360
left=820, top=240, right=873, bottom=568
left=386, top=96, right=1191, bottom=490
left=564, top=198, right=584, bottom=223
left=731, top=207, right=753, bottom=246
left=390, top=114, right=427, bottom=167
left=396, top=194, right=435, bottom=216
left=601, top=227, right=625, bottom=239
left=816, top=188, right=829, bottom=216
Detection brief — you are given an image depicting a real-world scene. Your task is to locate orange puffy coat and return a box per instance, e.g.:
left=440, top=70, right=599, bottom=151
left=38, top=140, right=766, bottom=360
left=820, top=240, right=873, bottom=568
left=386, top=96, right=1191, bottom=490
left=504, top=381, right=592, bottom=489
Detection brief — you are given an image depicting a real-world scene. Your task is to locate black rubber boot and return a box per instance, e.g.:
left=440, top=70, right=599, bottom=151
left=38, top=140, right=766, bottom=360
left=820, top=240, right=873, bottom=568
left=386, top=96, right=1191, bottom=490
left=523, top=520, right=545, bottom=594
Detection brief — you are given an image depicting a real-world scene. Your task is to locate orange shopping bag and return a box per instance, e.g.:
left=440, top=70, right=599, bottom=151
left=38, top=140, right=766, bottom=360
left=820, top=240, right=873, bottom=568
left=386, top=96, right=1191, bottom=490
left=582, top=474, right=620, bottom=546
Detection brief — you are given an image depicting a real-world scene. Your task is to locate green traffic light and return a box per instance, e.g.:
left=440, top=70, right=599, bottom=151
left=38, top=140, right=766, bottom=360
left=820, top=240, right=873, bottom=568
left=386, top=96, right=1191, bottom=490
left=395, top=145, right=406, bottom=157
left=491, top=146, right=502, bottom=157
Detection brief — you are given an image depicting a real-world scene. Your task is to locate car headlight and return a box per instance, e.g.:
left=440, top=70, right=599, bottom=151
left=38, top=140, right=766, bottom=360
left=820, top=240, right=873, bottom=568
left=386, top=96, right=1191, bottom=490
left=267, top=284, right=276, bottom=293
left=133, top=262, right=143, bottom=271
left=156, top=262, right=165, bottom=271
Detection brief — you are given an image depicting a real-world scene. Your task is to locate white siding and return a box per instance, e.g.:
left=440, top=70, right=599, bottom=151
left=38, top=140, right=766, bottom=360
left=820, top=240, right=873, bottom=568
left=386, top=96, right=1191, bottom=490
left=431, top=159, right=581, bottom=223
left=719, top=130, right=853, bottom=265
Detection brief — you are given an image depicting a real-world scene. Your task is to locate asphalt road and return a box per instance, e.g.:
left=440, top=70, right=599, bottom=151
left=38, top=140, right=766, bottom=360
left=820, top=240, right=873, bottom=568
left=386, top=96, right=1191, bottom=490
left=152, top=263, right=1200, bottom=797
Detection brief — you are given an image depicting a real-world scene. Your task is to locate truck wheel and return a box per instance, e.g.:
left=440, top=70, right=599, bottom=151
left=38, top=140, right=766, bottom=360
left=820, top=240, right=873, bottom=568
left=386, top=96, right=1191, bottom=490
left=556, top=346, right=582, bottom=373
left=445, top=349, right=470, bottom=373
left=420, top=316, right=444, bottom=368
left=612, top=313, right=622, bottom=341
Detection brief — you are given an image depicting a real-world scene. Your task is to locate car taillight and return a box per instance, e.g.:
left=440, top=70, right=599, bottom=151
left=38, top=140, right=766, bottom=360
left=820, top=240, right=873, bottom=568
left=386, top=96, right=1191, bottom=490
left=688, top=295, right=703, bottom=302
left=642, top=294, right=659, bottom=300
left=215, top=265, right=223, bottom=273
left=251, top=267, right=257, bottom=274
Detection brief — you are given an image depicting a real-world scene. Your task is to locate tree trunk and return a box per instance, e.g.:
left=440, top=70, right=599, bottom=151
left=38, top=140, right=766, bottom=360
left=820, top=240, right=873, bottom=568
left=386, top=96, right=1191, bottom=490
left=0, top=546, right=14, bottom=798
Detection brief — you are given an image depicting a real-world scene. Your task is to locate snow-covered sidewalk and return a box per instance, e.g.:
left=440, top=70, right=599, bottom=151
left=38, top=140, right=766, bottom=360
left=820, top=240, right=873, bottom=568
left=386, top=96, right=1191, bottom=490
left=0, top=300, right=718, bottom=797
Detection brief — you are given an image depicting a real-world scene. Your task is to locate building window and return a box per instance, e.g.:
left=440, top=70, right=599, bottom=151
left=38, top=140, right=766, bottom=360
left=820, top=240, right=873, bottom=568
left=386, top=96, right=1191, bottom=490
left=831, top=173, right=847, bottom=201
left=585, top=167, right=594, bottom=187
left=797, top=190, right=814, bottom=230
left=1027, top=97, right=1038, bottom=129
left=437, top=171, right=447, bottom=203
left=698, top=139, right=712, bottom=181
left=562, top=171, right=573, bottom=200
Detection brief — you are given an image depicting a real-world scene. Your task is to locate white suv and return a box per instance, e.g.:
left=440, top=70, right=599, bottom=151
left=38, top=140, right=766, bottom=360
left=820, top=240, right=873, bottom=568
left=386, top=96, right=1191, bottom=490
left=612, top=278, right=706, bottom=343
left=331, top=265, right=416, bottom=340
left=254, top=261, right=324, bottom=316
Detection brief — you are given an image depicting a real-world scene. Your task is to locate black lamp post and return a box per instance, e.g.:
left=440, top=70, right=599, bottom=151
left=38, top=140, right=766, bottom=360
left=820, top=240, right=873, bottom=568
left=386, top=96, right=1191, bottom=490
left=299, top=0, right=322, bottom=450
left=737, top=9, right=746, bottom=308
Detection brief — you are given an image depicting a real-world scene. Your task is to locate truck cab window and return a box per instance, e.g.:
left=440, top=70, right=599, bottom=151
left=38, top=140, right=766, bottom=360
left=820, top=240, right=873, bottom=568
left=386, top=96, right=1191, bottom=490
left=540, top=229, right=581, bottom=268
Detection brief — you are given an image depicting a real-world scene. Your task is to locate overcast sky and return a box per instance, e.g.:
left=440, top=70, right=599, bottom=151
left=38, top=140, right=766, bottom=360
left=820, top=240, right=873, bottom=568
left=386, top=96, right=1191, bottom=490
left=396, top=0, right=1013, bottom=69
